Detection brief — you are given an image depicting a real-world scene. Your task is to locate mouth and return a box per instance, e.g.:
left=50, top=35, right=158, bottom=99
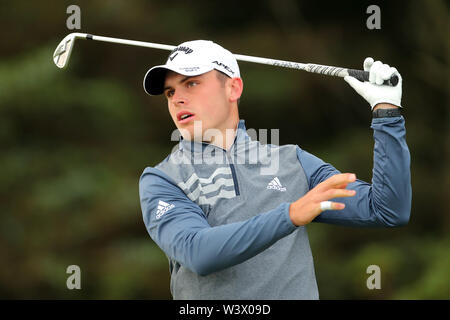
left=177, top=111, right=195, bottom=124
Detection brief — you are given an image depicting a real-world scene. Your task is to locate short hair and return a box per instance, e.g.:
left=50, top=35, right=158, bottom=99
left=215, top=70, right=229, bottom=86
left=215, top=70, right=240, bottom=105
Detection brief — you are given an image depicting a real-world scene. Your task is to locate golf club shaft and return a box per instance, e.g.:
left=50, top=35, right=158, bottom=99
left=73, top=33, right=400, bottom=86
left=90, top=34, right=176, bottom=52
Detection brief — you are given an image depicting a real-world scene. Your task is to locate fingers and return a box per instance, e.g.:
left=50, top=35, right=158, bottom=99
left=319, top=201, right=345, bottom=212
left=314, top=173, right=356, bottom=209
left=376, top=64, right=389, bottom=85
left=317, top=188, right=356, bottom=202
left=316, top=173, right=356, bottom=192
left=289, top=173, right=357, bottom=226
left=363, top=57, right=374, bottom=72
left=368, top=59, right=400, bottom=85
left=369, top=60, right=382, bottom=83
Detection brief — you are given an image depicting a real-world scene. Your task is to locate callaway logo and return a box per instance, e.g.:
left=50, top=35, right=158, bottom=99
left=155, top=200, right=175, bottom=219
left=169, top=52, right=178, bottom=61
left=267, top=177, right=286, bottom=192
left=170, top=46, right=193, bottom=56
left=168, top=46, right=193, bottom=62
left=212, top=61, right=234, bottom=75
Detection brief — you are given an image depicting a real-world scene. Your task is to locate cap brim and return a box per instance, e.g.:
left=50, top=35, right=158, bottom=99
left=143, top=64, right=214, bottom=96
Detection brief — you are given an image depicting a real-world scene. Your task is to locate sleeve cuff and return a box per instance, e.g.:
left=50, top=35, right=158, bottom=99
left=282, top=202, right=298, bottom=230
left=372, top=108, right=402, bottom=118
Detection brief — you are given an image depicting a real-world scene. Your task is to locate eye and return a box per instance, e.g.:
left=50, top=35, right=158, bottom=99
left=165, top=89, right=174, bottom=98
left=187, top=81, right=198, bottom=88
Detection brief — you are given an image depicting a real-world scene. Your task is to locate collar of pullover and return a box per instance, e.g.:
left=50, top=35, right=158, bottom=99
left=178, top=119, right=250, bottom=154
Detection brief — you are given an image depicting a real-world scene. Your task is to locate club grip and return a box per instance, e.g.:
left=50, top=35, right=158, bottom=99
left=348, top=69, right=399, bottom=86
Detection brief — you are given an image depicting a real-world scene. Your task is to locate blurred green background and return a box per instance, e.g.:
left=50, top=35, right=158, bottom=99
left=0, top=0, right=448, bottom=299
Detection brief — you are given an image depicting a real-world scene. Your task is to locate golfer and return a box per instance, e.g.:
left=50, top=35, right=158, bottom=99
left=139, top=40, right=411, bottom=299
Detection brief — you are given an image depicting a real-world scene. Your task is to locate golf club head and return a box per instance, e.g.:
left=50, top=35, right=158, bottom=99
left=53, top=33, right=85, bottom=68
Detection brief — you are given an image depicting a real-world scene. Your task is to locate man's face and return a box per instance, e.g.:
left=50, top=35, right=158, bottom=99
left=163, top=70, right=234, bottom=142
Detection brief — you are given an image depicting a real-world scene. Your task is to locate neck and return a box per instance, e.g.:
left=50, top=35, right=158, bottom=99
left=202, top=117, right=239, bottom=151
left=208, top=127, right=237, bottom=151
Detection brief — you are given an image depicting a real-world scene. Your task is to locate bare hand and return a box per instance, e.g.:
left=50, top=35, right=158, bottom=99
left=289, top=173, right=357, bottom=226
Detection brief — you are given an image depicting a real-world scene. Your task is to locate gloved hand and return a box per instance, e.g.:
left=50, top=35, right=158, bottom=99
left=344, top=57, right=402, bottom=110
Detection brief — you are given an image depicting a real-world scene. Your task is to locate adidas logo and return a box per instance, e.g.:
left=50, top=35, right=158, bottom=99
left=155, top=200, right=175, bottom=219
left=267, top=177, right=286, bottom=192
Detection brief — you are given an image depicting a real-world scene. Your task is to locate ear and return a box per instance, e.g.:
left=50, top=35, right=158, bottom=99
left=228, top=77, right=243, bottom=103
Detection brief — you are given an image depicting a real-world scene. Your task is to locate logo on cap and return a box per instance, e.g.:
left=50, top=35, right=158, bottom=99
left=169, top=52, right=178, bottom=61
left=212, top=61, right=235, bottom=75
left=167, top=46, right=194, bottom=62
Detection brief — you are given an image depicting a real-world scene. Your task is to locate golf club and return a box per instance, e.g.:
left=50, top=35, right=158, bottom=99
left=53, top=32, right=398, bottom=86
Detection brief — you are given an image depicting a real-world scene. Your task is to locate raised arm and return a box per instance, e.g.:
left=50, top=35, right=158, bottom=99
left=292, top=57, right=411, bottom=227
left=296, top=116, right=411, bottom=227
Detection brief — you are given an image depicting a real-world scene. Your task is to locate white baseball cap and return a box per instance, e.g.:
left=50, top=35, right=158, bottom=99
left=143, top=40, right=240, bottom=95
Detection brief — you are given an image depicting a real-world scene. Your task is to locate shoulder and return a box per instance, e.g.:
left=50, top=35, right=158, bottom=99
left=139, top=144, right=193, bottom=189
left=140, top=142, right=187, bottom=173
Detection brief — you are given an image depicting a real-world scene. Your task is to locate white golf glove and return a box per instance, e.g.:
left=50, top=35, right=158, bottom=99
left=344, top=57, right=402, bottom=110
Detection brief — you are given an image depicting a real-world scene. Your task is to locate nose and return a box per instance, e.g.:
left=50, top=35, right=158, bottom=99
left=172, top=90, right=188, bottom=107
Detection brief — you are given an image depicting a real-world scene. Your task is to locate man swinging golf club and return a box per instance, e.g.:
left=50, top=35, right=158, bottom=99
left=139, top=39, right=411, bottom=299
